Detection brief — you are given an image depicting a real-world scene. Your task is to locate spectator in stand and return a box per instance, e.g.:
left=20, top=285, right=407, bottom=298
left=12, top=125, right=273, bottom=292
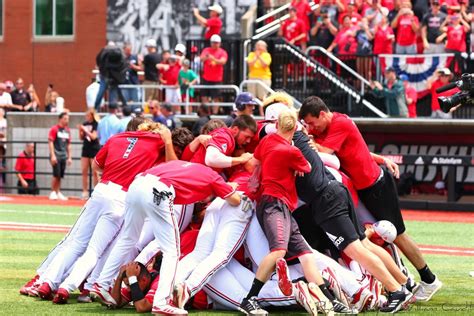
left=327, top=15, right=359, bottom=55
left=342, top=0, right=363, bottom=25
left=364, top=0, right=385, bottom=31
left=372, top=7, right=395, bottom=54
left=27, top=84, right=41, bottom=111
left=86, top=78, right=101, bottom=109
left=4, top=81, right=14, bottom=94
left=97, top=103, right=121, bottom=146
left=315, top=0, right=340, bottom=26
left=175, top=43, right=186, bottom=63
left=427, top=68, right=460, bottom=118
left=160, top=55, right=182, bottom=113
left=149, top=99, right=167, bottom=124
left=438, top=12, right=470, bottom=53
left=156, top=50, right=171, bottom=103
left=15, top=142, right=39, bottom=195
left=279, top=6, right=308, bottom=50
left=45, top=89, right=60, bottom=113
left=291, top=0, right=314, bottom=32
left=178, top=59, right=199, bottom=108
left=143, top=39, right=161, bottom=102
left=459, top=0, right=472, bottom=23
left=247, top=40, right=272, bottom=102
left=192, top=104, right=211, bottom=136
left=200, top=34, right=228, bottom=109
left=11, top=78, right=35, bottom=112
left=310, top=7, right=338, bottom=49
left=371, top=67, right=408, bottom=117
left=193, top=4, right=223, bottom=40
left=123, top=43, right=141, bottom=104
left=0, top=83, right=14, bottom=111
left=48, top=112, right=72, bottom=201
left=399, top=74, right=418, bottom=118
left=388, top=0, right=401, bottom=23
left=422, top=0, right=447, bottom=53
left=118, top=105, right=133, bottom=133
left=383, top=0, right=396, bottom=11
left=391, top=0, right=420, bottom=53
left=78, top=109, right=101, bottom=199
left=160, top=102, right=177, bottom=130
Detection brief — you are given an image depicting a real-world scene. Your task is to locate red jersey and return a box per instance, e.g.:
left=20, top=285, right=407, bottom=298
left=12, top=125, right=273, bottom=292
left=161, top=63, right=181, bottom=85
left=190, top=127, right=235, bottom=173
left=291, top=0, right=313, bottom=31
left=94, top=131, right=165, bottom=190
left=281, top=18, right=307, bottom=45
left=205, top=17, right=222, bottom=40
left=405, top=86, right=418, bottom=118
left=395, top=15, right=419, bottom=46
left=430, top=79, right=460, bottom=111
left=313, top=113, right=380, bottom=190
left=382, top=0, right=395, bottom=10
left=143, top=160, right=236, bottom=205
left=446, top=25, right=466, bottom=52
left=254, top=134, right=310, bottom=210
left=228, top=168, right=258, bottom=201
left=373, top=26, right=394, bottom=54
left=334, top=27, right=358, bottom=55
left=15, top=151, right=35, bottom=180
left=201, top=47, right=228, bottom=82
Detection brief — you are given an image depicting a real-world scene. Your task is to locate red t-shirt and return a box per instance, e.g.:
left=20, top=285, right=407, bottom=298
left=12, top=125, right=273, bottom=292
left=254, top=134, right=310, bottom=210
left=446, top=25, right=466, bottom=52
left=94, top=131, right=165, bottom=190
left=291, top=0, right=313, bottom=31
left=373, top=26, right=394, bottom=54
left=313, top=113, right=380, bottom=190
left=395, top=15, right=419, bottom=46
left=334, top=27, right=358, bottom=55
left=161, top=63, right=181, bottom=85
left=143, top=160, right=236, bottom=205
left=201, top=47, right=228, bottom=82
left=190, top=127, right=235, bottom=173
left=205, top=17, right=222, bottom=40
left=48, top=124, right=71, bottom=159
left=405, top=86, right=418, bottom=118
left=430, top=79, right=460, bottom=111
left=281, top=18, right=307, bottom=45
left=15, top=151, right=35, bottom=180
left=228, top=168, right=258, bottom=200
left=382, top=0, right=395, bottom=10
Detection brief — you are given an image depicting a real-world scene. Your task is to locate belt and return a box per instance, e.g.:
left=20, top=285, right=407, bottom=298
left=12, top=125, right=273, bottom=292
left=100, top=180, right=127, bottom=192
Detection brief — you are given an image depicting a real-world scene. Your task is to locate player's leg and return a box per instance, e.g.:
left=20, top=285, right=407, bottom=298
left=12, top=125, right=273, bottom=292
left=244, top=213, right=272, bottom=271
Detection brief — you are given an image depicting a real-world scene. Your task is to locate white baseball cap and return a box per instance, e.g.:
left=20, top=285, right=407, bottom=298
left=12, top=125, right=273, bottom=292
left=208, top=3, right=223, bottom=14
left=373, top=220, right=397, bottom=243
left=175, top=43, right=186, bottom=54
left=264, top=102, right=289, bottom=121
left=210, top=34, right=222, bottom=43
left=145, top=39, right=157, bottom=48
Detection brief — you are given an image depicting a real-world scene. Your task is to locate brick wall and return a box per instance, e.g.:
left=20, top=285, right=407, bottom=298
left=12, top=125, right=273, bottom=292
left=0, top=0, right=106, bottom=112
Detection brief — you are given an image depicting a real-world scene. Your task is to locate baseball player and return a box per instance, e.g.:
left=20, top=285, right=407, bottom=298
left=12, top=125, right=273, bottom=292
left=92, top=160, right=243, bottom=315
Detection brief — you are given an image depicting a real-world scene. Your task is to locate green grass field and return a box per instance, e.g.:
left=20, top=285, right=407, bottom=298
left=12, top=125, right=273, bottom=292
left=1, top=203, right=473, bottom=315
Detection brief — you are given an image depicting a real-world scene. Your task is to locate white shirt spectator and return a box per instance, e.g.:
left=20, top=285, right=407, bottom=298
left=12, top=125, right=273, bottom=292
left=86, top=81, right=102, bottom=109
left=0, top=91, right=12, bottom=107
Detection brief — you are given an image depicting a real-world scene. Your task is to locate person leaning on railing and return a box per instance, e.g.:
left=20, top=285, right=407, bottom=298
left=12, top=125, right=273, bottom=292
left=246, top=40, right=272, bottom=101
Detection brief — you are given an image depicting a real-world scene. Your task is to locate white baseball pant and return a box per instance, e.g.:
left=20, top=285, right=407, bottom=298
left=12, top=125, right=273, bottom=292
left=176, top=196, right=253, bottom=296
left=39, top=182, right=126, bottom=290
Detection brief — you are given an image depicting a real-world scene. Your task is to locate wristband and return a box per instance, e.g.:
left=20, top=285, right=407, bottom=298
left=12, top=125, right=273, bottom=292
left=128, top=276, right=138, bottom=284
left=130, top=282, right=145, bottom=302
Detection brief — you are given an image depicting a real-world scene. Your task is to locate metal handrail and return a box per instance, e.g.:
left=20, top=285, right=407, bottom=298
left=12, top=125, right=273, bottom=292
left=255, top=3, right=291, bottom=23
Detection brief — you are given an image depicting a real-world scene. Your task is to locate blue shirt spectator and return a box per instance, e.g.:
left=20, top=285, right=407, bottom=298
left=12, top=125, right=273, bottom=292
left=117, top=105, right=133, bottom=133
left=98, top=105, right=121, bottom=145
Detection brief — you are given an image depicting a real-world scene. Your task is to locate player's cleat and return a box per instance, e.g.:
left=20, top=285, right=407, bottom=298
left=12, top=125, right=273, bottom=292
left=49, top=191, right=58, bottom=200
left=276, top=258, right=293, bottom=296
left=294, top=281, right=318, bottom=315
left=379, top=289, right=407, bottom=313
left=57, top=191, right=68, bottom=201
left=19, top=275, right=39, bottom=295
left=307, top=282, right=334, bottom=316
left=331, top=298, right=356, bottom=314
left=323, top=269, right=350, bottom=306
left=27, top=283, right=40, bottom=297
left=152, top=304, right=188, bottom=315
left=38, top=282, right=53, bottom=300
left=239, top=297, right=268, bottom=315
left=90, top=283, right=117, bottom=306
left=405, top=274, right=419, bottom=294
left=415, top=276, right=442, bottom=302
left=52, top=288, right=69, bottom=304
left=77, top=289, right=92, bottom=303
left=351, top=287, right=373, bottom=312
left=173, top=283, right=191, bottom=309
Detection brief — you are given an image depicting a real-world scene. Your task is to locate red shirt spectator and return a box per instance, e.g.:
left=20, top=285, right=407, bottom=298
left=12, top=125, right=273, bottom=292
left=15, top=148, right=35, bottom=180
left=428, top=69, right=460, bottom=112
left=338, top=1, right=362, bottom=24
left=201, top=36, right=228, bottom=83
left=291, top=0, right=313, bottom=31
left=442, top=15, right=469, bottom=52
left=193, top=4, right=223, bottom=40
left=373, top=24, right=395, bottom=54
left=394, top=13, right=419, bottom=46
left=280, top=7, right=308, bottom=48
left=205, top=17, right=223, bottom=39
left=160, top=58, right=181, bottom=85
left=328, top=16, right=359, bottom=55
left=382, top=0, right=395, bottom=10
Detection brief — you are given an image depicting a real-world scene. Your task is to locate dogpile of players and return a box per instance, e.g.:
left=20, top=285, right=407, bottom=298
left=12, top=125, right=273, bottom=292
left=19, top=92, right=442, bottom=315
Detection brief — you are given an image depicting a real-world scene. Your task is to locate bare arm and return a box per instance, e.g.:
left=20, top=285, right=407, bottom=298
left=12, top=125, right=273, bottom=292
left=371, top=152, right=400, bottom=178
left=48, top=140, right=57, bottom=166
left=193, top=8, right=208, bottom=26
left=205, top=146, right=253, bottom=168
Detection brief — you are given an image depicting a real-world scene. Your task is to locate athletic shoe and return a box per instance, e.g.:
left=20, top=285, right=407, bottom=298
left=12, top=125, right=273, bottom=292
left=331, top=298, right=356, bottom=314
left=405, top=274, right=419, bottom=294
left=173, top=283, right=191, bottom=309
left=90, top=283, right=117, bottom=306
left=49, top=191, right=58, bottom=200
left=401, top=287, right=416, bottom=310
left=322, top=269, right=350, bottom=306
left=379, top=290, right=406, bottom=313
left=77, top=289, right=92, bottom=303
left=20, top=275, right=39, bottom=295
left=276, top=258, right=293, bottom=296
left=239, top=297, right=268, bottom=315
left=351, top=287, right=373, bottom=312
left=38, top=282, right=53, bottom=300
left=307, top=282, right=334, bottom=316
left=152, top=304, right=188, bottom=315
left=53, top=288, right=69, bottom=304
left=415, top=276, right=442, bottom=302
left=294, top=281, right=318, bottom=315
left=27, top=283, right=40, bottom=297
left=57, top=192, right=68, bottom=201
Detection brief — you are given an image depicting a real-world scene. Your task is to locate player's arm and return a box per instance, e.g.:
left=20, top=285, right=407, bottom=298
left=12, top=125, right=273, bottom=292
left=110, top=265, right=127, bottom=307
left=158, top=128, right=178, bottom=161
left=224, top=182, right=241, bottom=206
left=134, top=296, right=152, bottom=313
left=15, top=160, right=28, bottom=188
left=205, top=146, right=252, bottom=168
left=193, top=8, right=208, bottom=27
left=370, top=152, right=400, bottom=179
left=188, top=135, right=212, bottom=153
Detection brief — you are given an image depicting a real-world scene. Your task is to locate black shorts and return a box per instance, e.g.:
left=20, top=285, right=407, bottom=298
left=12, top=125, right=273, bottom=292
left=81, top=145, right=100, bottom=158
left=311, top=181, right=366, bottom=250
left=358, top=167, right=406, bottom=235
left=292, top=204, right=334, bottom=253
left=200, top=79, right=221, bottom=99
left=17, top=179, right=39, bottom=195
left=52, top=159, right=67, bottom=178
left=256, top=195, right=312, bottom=260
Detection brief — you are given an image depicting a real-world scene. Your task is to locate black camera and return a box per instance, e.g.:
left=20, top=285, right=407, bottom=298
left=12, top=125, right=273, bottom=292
left=437, top=73, right=474, bottom=112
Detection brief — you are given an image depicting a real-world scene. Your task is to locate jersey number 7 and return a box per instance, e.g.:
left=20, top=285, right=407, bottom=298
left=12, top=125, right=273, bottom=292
left=123, top=138, right=138, bottom=158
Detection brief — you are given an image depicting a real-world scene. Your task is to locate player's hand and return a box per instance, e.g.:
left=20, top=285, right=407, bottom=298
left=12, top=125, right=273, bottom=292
left=21, top=179, right=28, bottom=188
left=193, top=7, right=199, bottom=16
left=227, top=182, right=239, bottom=190
left=157, top=126, right=172, bottom=144
left=50, top=155, right=57, bottom=166
left=384, top=158, right=400, bottom=179
left=119, top=264, right=128, bottom=276
left=125, top=262, right=140, bottom=277
left=197, top=135, right=212, bottom=147
left=308, top=139, right=319, bottom=152
left=239, top=152, right=253, bottom=164
left=67, top=157, right=73, bottom=166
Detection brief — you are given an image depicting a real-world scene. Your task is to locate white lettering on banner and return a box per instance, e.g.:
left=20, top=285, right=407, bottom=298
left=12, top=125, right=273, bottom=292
left=374, top=144, right=474, bottom=183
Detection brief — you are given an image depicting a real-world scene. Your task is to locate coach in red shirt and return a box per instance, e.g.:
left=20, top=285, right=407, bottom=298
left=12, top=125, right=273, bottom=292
left=200, top=34, right=228, bottom=104
left=299, top=96, right=442, bottom=299
left=193, top=4, right=223, bottom=40
left=15, top=142, right=38, bottom=195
